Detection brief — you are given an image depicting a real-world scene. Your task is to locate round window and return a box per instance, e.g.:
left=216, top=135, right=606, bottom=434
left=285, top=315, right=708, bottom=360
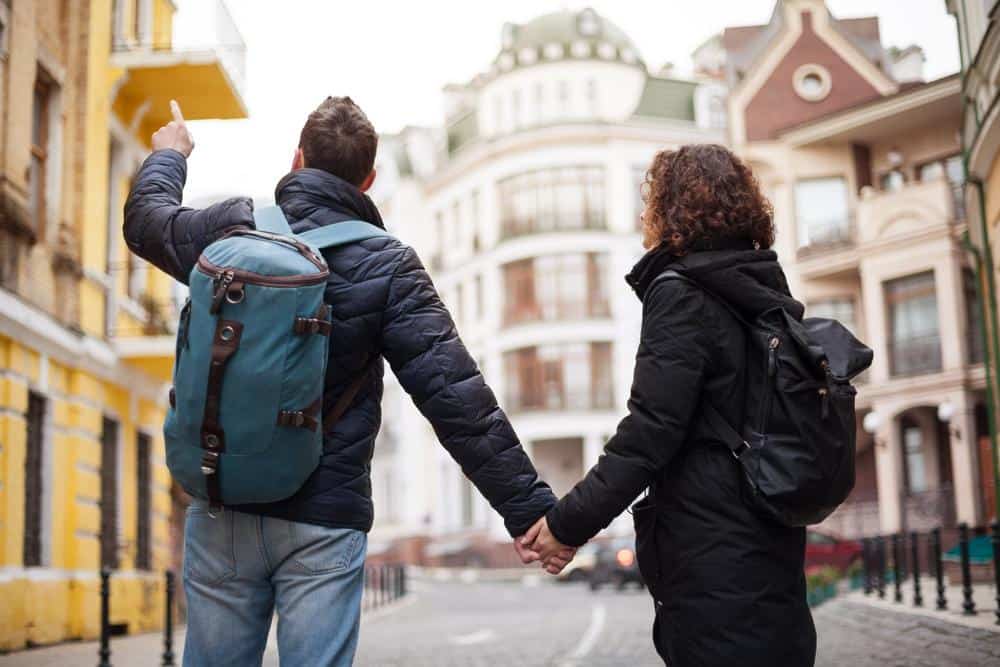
left=793, top=64, right=832, bottom=102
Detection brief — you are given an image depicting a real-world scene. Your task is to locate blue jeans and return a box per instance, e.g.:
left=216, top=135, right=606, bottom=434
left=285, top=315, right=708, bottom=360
left=182, top=500, right=367, bottom=667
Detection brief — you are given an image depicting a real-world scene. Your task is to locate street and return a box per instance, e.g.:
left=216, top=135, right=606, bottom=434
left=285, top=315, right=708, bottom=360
left=352, top=578, right=1000, bottom=667
left=2, top=578, right=999, bottom=666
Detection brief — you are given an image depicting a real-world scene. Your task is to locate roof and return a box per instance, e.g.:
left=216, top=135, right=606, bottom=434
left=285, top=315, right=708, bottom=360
left=632, top=77, right=697, bottom=121
left=506, top=8, right=640, bottom=57
left=446, top=109, right=479, bottom=155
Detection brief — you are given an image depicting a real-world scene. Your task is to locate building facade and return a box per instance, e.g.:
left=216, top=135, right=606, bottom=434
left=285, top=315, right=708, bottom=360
left=371, top=1, right=987, bottom=563
left=0, top=0, right=245, bottom=649
left=715, top=0, right=987, bottom=537
left=370, top=9, right=725, bottom=565
left=947, top=0, right=1000, bottom=522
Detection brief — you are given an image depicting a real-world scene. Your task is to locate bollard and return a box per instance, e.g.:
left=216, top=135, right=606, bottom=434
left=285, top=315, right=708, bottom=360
left=959, top=523, right=976, bottom=615
left=910, top=531, right=922, bottom=607
left=861, top=538, right=873, bottom=595
left=876, top=535, right=887, bottom=599
left=162, top=571, right=175, bottom=666
left=98, top=568, right=111, bottom=667
left=892, top=533, right=903, bottom=602
left=399, top=565, right=407, bottom=598
left=991, top=521, right=999, bottom=626
left=381, top=565, right=388, bottom=606
left=931, top=528, right=947, bottom=610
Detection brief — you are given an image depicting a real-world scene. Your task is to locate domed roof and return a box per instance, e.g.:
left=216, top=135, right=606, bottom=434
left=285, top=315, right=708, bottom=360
left=495, top=8, right=644, bottom=71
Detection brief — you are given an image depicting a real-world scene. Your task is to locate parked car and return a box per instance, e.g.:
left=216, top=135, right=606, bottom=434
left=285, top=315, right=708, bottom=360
left=556, top=543, right=599, bottom=583
left=805, top=530, right=862, bottom=572
left=588, top=539, right=644, bottom=591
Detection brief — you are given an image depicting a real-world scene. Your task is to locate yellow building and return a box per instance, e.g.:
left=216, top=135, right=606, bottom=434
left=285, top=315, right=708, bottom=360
left=0, top=0, right=246, bottom=650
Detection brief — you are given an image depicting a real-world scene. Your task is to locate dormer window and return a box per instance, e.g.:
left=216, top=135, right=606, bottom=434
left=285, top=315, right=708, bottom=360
left=578, top=9, right=599, bottom=37
left=502, top=23, right=516, bottom=49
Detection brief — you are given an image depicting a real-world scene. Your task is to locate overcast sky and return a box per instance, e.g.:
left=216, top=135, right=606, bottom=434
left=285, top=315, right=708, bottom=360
left=176, top=0, right=960, bottom=204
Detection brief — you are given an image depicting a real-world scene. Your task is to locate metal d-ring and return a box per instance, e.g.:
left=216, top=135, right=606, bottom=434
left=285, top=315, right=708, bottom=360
left=225, top=287, right=245, bottom=304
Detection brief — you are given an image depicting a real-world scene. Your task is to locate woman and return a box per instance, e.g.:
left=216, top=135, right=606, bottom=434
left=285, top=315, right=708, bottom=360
left=524, top=144, right=816, bottom=666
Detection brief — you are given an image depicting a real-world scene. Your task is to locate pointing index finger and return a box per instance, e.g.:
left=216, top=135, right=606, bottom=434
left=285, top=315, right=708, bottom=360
left=170, top=99, right=185, bottom=125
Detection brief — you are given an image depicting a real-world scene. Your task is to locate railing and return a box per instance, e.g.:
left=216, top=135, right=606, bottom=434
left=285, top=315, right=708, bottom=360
left=797, top=215, right=856, bottom=256
left=507, top=388, right=615, bottom=414
left=888, top=334, right=943, bottom=377
left=362, top=564, right=408, bottom=613
left=503, top=299, right=611, bottom=326
left=860, top=522, right=999, bottom=623
left=112, top=0, right=247, bottom=99
left=499, top=214, right=606, bottom=241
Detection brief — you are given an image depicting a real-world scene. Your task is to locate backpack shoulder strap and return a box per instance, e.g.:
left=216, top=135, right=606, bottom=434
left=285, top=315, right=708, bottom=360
left=253, top=205, right=293, bottom=235
left=655, top=269, right=752, bottom=457
left=653, top=270, right=754, bottom=329
left=297, top=220, right=392, bottom=250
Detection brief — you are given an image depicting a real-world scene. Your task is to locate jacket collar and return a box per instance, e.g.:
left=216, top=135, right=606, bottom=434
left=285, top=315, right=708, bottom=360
left=274, top=168, right=385, bottom=230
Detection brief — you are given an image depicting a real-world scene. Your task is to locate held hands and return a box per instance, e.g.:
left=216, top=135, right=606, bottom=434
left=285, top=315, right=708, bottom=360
left=515, top=516, right=577, bottom=575
left=151, top=100, right=195, bottom=158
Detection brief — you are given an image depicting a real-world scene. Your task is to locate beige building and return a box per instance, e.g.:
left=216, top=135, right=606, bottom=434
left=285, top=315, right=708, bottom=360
left=715, top=0, right=988, bottom=537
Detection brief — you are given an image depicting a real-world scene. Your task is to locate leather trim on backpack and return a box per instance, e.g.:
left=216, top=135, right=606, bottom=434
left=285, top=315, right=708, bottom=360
left=199, top=319, right=244, bottom=507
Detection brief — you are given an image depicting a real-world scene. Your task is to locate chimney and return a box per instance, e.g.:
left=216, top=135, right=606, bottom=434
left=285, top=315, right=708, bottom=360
left=887, top=45, right=925, bottom=84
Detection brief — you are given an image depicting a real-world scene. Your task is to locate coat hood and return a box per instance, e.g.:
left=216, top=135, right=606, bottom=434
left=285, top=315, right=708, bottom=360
left=627, top=243, right=805, bottom=322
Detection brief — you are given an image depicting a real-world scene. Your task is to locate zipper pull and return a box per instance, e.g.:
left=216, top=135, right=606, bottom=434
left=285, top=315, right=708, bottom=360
left=819, top=387, right=829, bottom=419
left=210, top=271, right=234, bottom=314
left=767, top=337, right=779, bottom=377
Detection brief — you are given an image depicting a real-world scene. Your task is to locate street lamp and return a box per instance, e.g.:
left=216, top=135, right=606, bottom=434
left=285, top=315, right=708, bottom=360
left=863, top=411, right=886, bottom=448
left=937, top=400, right=962, bottom=440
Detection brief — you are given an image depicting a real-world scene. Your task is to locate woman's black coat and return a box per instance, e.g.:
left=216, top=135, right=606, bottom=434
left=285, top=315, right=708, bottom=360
left=546, top=246, right=816, bottom=667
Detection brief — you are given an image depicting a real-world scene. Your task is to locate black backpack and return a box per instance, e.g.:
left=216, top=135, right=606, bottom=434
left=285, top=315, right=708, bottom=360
left=658, top=270, right=874, bottom=527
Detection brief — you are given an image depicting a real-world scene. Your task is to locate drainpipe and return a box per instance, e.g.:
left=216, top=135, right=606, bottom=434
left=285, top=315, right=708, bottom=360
left=961, top=228, right=1000, bottom=521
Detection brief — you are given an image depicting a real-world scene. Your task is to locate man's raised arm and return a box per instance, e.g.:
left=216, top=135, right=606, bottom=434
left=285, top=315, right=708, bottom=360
left=123, top=100, right=252, bottom=284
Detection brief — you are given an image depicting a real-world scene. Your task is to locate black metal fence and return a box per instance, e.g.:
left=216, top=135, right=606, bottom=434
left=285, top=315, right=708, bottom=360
left=860, top=521, right=999, bottom=624
left=97, top=565, right=407, bottom=665
left=362, top=564, right=408, bottom=613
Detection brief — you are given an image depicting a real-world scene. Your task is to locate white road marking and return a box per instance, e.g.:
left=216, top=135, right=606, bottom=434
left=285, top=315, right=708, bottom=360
left=558, top=603, right=607, bottom=667
left=448, top=629, right=497, bottom=646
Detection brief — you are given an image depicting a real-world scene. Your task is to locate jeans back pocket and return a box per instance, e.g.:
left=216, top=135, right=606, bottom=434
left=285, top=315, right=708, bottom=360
left=183, top=503, right=237, bottom=585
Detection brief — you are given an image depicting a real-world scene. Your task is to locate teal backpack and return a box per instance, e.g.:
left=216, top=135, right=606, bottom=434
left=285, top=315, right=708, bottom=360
left=164, top=206, right=390, bottom=509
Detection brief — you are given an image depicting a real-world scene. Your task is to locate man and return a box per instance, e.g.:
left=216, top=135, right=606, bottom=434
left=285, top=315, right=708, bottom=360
left=125, top=98, right=568, bottom=666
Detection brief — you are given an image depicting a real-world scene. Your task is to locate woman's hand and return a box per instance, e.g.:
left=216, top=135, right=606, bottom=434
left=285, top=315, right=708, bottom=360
left=521, top=517, right=576, bottom=574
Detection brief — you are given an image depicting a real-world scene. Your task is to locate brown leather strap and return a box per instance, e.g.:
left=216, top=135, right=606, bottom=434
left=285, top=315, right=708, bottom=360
left=323, top=356, right=379, bottom=433
left=277, top=397, right=322, bottom=432
left=199, top=319, right=243, bottom=506
left=293, top=317, right=332, bottom=336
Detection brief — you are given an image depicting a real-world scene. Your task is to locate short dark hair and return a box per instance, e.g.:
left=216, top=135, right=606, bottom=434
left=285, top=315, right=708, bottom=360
left=298, top=96, right=377, bottom=186
left=642, top=144, right=775, bottom=253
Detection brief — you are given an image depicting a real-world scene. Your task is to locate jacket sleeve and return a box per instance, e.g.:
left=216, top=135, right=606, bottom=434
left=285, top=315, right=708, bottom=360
left=123, top=149, right=253, bottom=284
left=545, top=280, right=713, bottom=547
left=380, top=246, right=557, bottom=537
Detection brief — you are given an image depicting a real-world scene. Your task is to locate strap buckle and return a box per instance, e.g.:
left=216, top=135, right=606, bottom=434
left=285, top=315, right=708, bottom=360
left=732, top=440, right=752, bottom=460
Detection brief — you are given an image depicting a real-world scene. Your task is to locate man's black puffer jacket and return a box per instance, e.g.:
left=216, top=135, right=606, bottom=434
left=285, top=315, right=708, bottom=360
left=546, top=244, right=816, bottom=667
left=124, top=149, right=556, bottom=537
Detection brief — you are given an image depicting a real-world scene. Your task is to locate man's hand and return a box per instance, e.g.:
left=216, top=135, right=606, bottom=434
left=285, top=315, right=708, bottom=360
left=522, top=516, right=576, bottom=575
left=513, top=535, right=540, bottom=565
left=151, top=100, right=195, bottom=158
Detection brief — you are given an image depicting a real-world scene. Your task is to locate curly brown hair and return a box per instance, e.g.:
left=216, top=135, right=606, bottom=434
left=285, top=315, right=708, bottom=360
left=641, top=144, right=774, bottom=253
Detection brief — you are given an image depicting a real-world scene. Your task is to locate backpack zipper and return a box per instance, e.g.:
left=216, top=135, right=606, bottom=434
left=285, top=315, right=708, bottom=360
left=196, top=257, right=329, bottom=288
left=757, top=335, right=780, bottom=433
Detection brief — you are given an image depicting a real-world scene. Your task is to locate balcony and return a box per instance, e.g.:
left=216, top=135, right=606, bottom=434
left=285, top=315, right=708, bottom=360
left=888, top=333, right=943, bottom=378
left=856, top=178, right=958, bottom=244
left=110, top=0, right=248, bottom=128
left=796, top=215, right=856, bottom=257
